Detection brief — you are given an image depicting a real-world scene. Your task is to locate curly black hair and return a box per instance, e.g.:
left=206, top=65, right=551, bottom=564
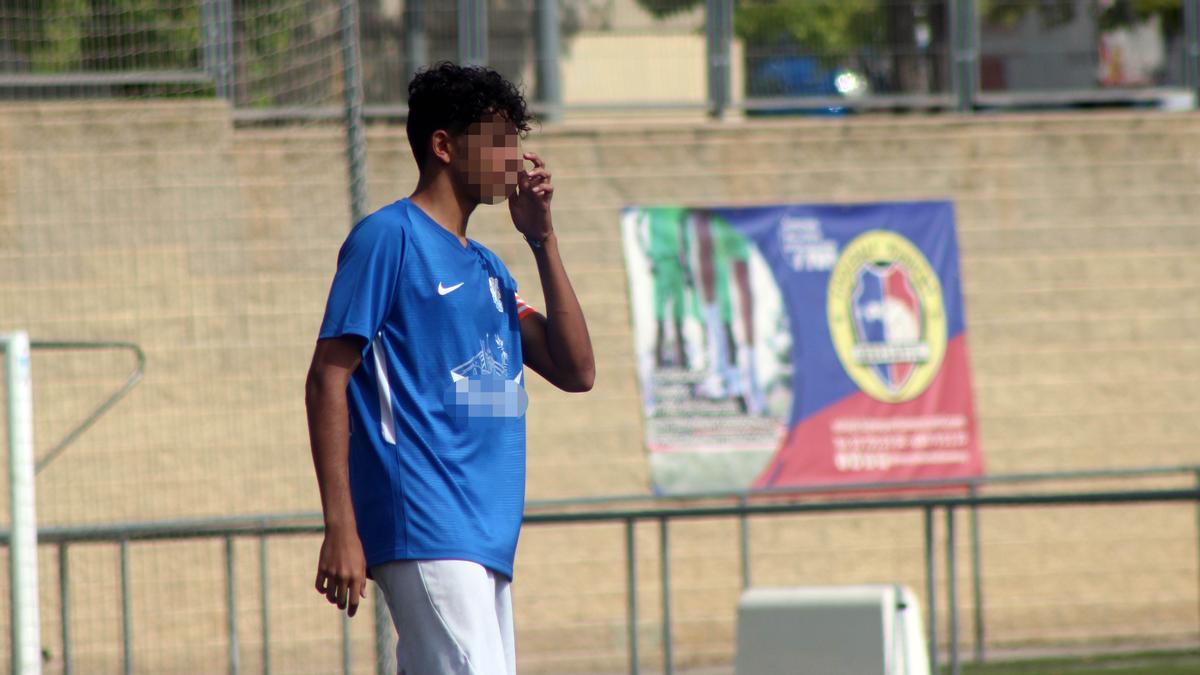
left=406, top=62, right=533, bottom=170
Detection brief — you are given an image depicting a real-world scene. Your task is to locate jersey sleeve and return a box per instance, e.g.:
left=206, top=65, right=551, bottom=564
left=514, top=291, right=537, bottom=320
left=318, top=215, right=406, bottom=348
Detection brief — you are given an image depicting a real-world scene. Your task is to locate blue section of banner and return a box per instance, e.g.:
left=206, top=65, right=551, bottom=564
left=713, top=201, right=966, bottom=427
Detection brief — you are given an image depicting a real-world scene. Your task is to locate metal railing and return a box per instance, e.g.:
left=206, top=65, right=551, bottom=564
left=3, top=463, right=1199, bottom=674
left=522, top=465, right=1200, bottom=674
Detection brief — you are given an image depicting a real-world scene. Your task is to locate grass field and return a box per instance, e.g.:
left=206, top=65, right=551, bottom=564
left=957, top=649, right=1200, bottom=674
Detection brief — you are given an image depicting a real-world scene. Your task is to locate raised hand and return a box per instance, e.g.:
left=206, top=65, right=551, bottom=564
left=508, top=151, right=554, bottom=244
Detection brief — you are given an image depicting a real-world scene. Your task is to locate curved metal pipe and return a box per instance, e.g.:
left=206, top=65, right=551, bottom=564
left=31, top=341, right=147, bottom=474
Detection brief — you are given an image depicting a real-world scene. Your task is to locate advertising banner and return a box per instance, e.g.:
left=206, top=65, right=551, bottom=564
left=620, top=201, right=983, bottom=493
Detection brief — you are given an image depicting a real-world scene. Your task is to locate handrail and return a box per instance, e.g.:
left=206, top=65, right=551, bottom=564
left=30, top=340, right=146, bottom=474
left=0, top=511, right=318, bottom=546
left=3, top=486, right=1195, bottom=544
left=525, top=487, right=1200, bottom=523
left=523, top=463, right=1200, bottom=510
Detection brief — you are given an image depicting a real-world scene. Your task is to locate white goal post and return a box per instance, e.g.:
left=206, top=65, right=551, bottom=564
left=4, top=331, right=41, bottom=675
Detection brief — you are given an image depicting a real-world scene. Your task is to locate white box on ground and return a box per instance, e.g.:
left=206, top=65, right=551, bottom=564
left=735, top=585, right=929, bottom=675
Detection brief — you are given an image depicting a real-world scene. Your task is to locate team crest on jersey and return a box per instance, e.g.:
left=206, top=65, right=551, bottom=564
left=489, top=277, right=504, bottom=313
left=450, top=333, right=511, bottom=381
left=445, top=333, right=527, bottom=418
left=827, top=230, right=946, bottom=403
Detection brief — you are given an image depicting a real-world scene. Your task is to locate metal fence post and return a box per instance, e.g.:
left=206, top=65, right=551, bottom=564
left=457, top=0, right=488, bottom=67
left=535, top=0, right=563, bottom=123
left=1186, top=0, right=1200, bottom=102
left=225, top=536, right=240, bottom=675
left=340, top=0, right=369, bottom=226
left=949, top=0, right=962, bottom=109
left=1194, top=469, right=1200, bottom=641
left=405, top=0, right=428, bottom=79
left=60, top=543, right=71, bottom=675
left=201, top=0, right=235, bottom=101
left=659, top=517, right=674, bottom=675
left=219, top=0, right=235, bottom=101
left=120, top=539, right=133, bottom=675
left=970, top=484, right=986, bottom=663
left=5, top=332, right=39, bottom=675
left=738, top=495, right=751, bottom=589
left=342, top=610, right=352, bottom=675
left=259, top=536, right=271, bottom=675
left=950, top=0, right=978, bottom=112
left=705, top=0, right=733, bottom=118
left=625, top=519, right=640, bottom=675
left=946, top=507, right=960, bottom=675
left=924, top=507, right=938, bottom=674
left=201, top=1, right=218, bottom=91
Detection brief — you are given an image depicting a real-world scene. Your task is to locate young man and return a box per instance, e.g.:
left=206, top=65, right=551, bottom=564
left=305, top=62, right=594, bottom=674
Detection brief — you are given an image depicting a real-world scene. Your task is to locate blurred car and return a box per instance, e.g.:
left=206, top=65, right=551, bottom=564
left=746, top=54, right=870, bottom=116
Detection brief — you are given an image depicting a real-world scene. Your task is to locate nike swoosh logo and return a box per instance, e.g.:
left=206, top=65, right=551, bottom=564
left=437, top=282, right=465, bottom=296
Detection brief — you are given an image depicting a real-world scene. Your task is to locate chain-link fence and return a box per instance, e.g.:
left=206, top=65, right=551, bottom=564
left=3, top=2, right=1200, bottom=674
left=4, top=2, right=1197, bottom=117
left=0, top=1, right=340, bottom=105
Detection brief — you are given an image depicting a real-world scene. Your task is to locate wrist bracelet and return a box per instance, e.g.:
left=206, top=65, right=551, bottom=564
left=525, top=233, right=548, bottom=249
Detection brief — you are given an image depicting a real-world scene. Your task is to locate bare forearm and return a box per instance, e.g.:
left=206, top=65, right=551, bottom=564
left=531, top=232, right=594, bottom=381
left=305, top=376, right=357, bottom=529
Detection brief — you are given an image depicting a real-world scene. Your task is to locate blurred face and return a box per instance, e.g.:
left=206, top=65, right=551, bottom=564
left=453, top=111, right=521, bottom=205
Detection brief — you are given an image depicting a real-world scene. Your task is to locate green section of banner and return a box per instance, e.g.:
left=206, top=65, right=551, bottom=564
left=622, top=206, right=791, bottom=494
left=650, top=450, right=777, bottom=494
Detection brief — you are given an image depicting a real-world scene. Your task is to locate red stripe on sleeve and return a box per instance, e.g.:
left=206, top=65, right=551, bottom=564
left=515, top=291, right=537, bottom=320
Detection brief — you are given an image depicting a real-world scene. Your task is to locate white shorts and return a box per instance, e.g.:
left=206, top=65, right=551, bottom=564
left=370, top=559, right=516, bottom=675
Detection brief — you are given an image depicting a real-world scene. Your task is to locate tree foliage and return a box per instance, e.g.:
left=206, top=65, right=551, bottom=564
left=3, top=0, right=201, bottom=72
left=635, top=0, right=1186, bottom=53
left=734, top=0, right=883, bottom=53
left=636, top=0, right=884, bottom=52
left=981, top=0, right=1183, bottom=34
left=0, top=1, right=313, bottom=105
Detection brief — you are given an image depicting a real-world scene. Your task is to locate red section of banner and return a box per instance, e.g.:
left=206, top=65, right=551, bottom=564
left=753, top=334, right=983, bottom=489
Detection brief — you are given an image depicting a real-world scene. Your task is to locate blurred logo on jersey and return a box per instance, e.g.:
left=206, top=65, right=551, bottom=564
left=444, top=333, right=527, bottom=418
left=827, top=231, right=946, bottom=403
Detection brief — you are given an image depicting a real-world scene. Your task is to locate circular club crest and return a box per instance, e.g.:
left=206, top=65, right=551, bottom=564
left=827, top=230, right=946, bottom=403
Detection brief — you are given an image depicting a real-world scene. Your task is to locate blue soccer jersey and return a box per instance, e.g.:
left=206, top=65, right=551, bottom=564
left=318, top=198, right=536, bottom=579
